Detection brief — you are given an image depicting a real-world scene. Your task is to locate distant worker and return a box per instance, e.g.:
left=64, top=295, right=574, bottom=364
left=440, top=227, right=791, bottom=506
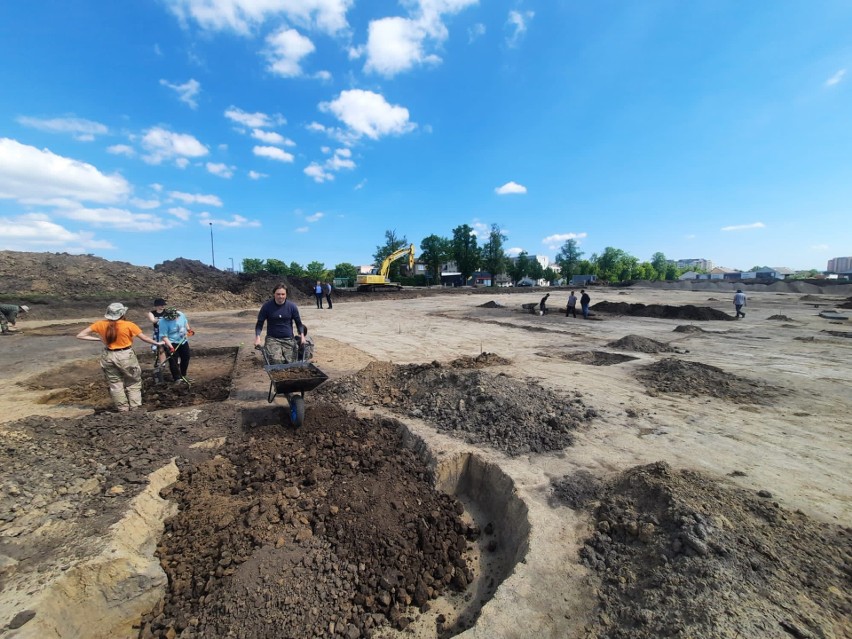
left=147, top=297, right=168, bottom=371
left=566, top=291, right=577, bottom=318
left=539, top=293, right=550, bottom=315
left=324, top=281, right=333, bottom=309
left=255, top=283, right=305, bottom=364
left=0, top=304, right=29, bottom=335
left=733, top=289, right=747, bottom=319
left=75, top=303, right=163, bottom=412
left=297, top=325, right=315, bottom=361
left=314, top=281, right=324, bottom=309
left=580, top=290, right=591, bottom=319
left=160, top=307, right=192, bottom=384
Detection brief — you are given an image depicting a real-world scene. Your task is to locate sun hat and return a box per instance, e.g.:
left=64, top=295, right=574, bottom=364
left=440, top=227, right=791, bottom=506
left=163, top=306, right=179, bottom=320
left=154, top=298, right=166, bottom=306
left=105, top=303, right=128, bottom=320
left=20, top=305, right=29, bottom=313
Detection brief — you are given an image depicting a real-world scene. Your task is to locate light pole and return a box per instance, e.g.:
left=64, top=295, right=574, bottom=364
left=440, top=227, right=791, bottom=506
left=229, top=257, right=234, bottom=272
left=209, top=222, right=215, bottom=268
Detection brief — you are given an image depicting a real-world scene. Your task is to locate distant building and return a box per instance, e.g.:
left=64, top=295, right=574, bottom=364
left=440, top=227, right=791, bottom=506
left=827, top=256, right=852, bottom=273
left=570, top=274, right=597, bottom=286
left=676, top=258, right=713, bottom=271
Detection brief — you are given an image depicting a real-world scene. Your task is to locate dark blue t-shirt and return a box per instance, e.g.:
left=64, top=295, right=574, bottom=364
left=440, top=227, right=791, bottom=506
left=256, top=299, right=302, bottom=339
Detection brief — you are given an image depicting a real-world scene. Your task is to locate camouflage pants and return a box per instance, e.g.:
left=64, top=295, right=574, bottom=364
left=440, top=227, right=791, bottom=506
left=0, top=306, right=17, bottom=331
left=265, top=336, right=297, bottom=364
left=100, top=348, right=142, bottom=412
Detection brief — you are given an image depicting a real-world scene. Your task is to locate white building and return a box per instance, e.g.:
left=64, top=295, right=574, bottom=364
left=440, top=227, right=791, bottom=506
left=676, top=258, right=713, bottom=271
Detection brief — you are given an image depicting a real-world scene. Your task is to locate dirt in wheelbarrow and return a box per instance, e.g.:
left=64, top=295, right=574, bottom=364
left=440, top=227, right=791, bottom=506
left=19, top=346, right=238, bottom=412
left=141, top=403, right=481, bottom=639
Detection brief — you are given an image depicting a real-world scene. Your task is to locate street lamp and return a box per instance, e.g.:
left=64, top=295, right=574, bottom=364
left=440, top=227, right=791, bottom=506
left=229, top=257, right=234, bottom=272
left=209, top=222, right=215, bottom=268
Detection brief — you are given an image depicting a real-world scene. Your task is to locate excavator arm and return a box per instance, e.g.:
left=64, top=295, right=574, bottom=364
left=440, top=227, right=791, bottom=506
left=379, top=244, right=415, bottom=278
left=356, top=243, right=416, bottom=291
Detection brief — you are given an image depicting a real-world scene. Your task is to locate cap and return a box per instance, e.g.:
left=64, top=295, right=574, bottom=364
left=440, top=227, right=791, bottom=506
left=19, top=305, right=29, bottom=313
left=105, top=303, right=128, bottom=320
left=154, top=298, right=166, bottom=306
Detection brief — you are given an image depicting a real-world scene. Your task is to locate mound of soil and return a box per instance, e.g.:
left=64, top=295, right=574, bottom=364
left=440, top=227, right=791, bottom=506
left=538, top=351, right=639, bottom=366
left=605, top=335, right=679, bottom=354
left=318, top=357, right=595, bottom=456
left=840, top=298, right=852, bottom=309
left=636, top=358, right=780, bottom=404
left=767, top=314, right=794, bottom=321
left=478, top=301, right=504, bottom=308
left=572, top=462, right=852, bottom=639
left=822, top=330, right=852, bottom=339
left=449, top=353, right=510, bottom=368
left=143, top=405, right=476, bottom=638
left=672, top=325, right=706, bottom=333
left=592, top=302, right=735, bottom=322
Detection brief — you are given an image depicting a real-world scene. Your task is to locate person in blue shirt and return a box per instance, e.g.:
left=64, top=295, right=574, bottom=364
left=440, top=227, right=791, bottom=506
left=314, top=281, right=324, bottom=309
left=255, top=283, right=305, bottom=364
left=160, top=307, right=192, bottom=383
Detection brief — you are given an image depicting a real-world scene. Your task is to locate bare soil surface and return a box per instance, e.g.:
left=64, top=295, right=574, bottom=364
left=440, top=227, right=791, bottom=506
left=1, top=252, right=851, bottom=639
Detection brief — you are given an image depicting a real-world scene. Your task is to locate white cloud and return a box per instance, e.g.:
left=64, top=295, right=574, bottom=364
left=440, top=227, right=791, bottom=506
left=825, top=69, right=846, bottom=87
left=721, top=222, right=765, bottom=232
left=468, top=23, right=485, bottom=43
left=265, top=28, right=315, bottom=77
left=251, top=129, right=296, bottom=147
left=206, top=162, right=235, bottom=178
left=314, top=70, right=332, bottom=81
left=506, top=10, right=534, bottom=48
left=198, top=211, right=261, bottom=228
left=542, top=232, right=587, bottom=250
left=495, top=181, right=527, bottom=195
left=319, top=89, right=415, bottom=140
left=0, top=213, right=114, bottom=251
left=224, top=106, right=285, bottom=129
left=160, top=78, right=201, bottom=109
left=130, top=198, right=161, bottom=210
left=58, top=206, right=180, bottom=232
left=306, top=211, right=324, bottom=222
left=254, top=145, right=295, bottom=162
left=0, top=138, right=129, bottom=204
left=16, top=116, right=108, bottom=141
left=295, top=226, right=309, bottom=233
left=685, top=234, right=696, bottom=240
left=506, top=247, right=524, bottom=257
left=140, top=127, right=208, bottom=165
left=354, top=179, right=366, bottom=190
left=304, top=162, right=334, bottom=183
left=362, top=0, right=477, bottom=77
left=107, top=144, right=135, bottom=157
left=307, top=121, right=328, bottom=134
left=169, top=191, right=223, bottom=207
left=168, top=207, right=192, bottom=221
left=470, top=220, right=489, bottom=237
left=810, top=244, right=830, bottom=251
left=248, top=170, right=268, bottom=180
left=166, top=0, right=352, bottom=36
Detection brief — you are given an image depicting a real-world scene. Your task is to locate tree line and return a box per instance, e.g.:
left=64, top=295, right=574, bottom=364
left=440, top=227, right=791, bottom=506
left=241, top=226, right=689, bottom=287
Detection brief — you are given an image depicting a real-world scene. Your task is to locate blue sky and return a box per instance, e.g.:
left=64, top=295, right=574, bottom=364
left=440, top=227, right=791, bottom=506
left=1, top=1, right=850, bottom=272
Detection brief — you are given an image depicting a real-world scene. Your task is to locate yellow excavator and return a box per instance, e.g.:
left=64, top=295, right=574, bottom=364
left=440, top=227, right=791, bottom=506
left=356, top=244, right=415, bottom=292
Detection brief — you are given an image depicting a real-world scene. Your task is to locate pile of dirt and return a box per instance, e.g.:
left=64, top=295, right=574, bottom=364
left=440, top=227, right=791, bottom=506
left=448, top=353, right=511, bottom=368
left=672, top=325, right=706, bottom=334
left=822, top=330, right=852, bottom=339
left=591, top=302, right=735, bottom=321
left=478, top=301, right=504, bottom=308
left=636, top=358, right=781, bottom=404
left=839, top=298, right=852, bottom=309
left=537, top=351, right=639, bottom=366
left=142, top=405, right=477, bottom=638
left=605, top=335, right=680, bottom=354
left=318, top=357, right=595, bottom=456
left=767, top=314, right=794, bottom=321
left=565, top=462, right=852, bottom=639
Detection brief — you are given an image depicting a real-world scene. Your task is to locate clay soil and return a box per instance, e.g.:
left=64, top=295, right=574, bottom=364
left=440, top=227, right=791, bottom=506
left=1, top=252, right=851, bottom=639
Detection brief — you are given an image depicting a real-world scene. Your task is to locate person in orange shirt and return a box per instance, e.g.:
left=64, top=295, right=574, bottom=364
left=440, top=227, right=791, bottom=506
left=75, top=302, right=163, bottom=412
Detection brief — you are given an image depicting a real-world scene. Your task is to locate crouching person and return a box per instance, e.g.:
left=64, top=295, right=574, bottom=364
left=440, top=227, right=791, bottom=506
left=76, top=303, right=163, bottom=412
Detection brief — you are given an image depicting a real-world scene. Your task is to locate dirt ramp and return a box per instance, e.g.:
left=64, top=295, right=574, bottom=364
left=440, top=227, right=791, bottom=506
left=143, top=404, right=476, bottom=638
left=573, top=462, right=852, bottom=639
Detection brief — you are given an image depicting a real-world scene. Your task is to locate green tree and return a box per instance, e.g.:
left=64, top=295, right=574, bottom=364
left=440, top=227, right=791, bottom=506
left=650, top=252, right=668, bottom=280
left=419, top=234, right=451, bottom=285
left=372, top=229, right=408, bottom=279
left=242, top=258, right=264, bottom=274
left=593, top=247, right=638, bottom=282
left=451, top=224, right=480, bottom=284
left=665, top=263, right=680, bottom=280
left=333, top=262, right=358, bottom=286
left=288, top=261, right=305, bottom=277
left=544, top=266, right=560, bottom=285
left=480, top=224, right=507, bottom=287
left=555, top=239, right=584, bottom=281
left=306, top=261, right=327, bottom=280
left=749, top=265, right=771, bottom=272
left=575, top=259, right=596, bottom=277
left=528, top=257, right=545, bottom=282
left=509, top=251, right=530, bottom=283
left=266, top=258, right=288, bottom=276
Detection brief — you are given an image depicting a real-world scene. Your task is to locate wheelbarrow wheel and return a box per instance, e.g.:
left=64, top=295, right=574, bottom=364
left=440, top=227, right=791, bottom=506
left=290, top=396, right=305, bottom=428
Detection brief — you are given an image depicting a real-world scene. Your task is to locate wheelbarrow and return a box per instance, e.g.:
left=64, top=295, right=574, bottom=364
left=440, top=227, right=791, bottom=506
left=256, top=345, right=328, bottom=427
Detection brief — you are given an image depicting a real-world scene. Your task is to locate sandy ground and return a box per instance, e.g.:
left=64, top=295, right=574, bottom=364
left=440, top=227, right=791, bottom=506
left=1, top=286, right=850, bottom=637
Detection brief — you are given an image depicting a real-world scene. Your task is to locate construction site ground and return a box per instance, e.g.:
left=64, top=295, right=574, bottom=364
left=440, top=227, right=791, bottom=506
left=1, top=280, right=851, bottom=638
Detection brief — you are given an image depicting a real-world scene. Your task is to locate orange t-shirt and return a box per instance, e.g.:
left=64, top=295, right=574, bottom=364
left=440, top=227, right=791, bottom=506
left=88, top=319, right=142, bottom=349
